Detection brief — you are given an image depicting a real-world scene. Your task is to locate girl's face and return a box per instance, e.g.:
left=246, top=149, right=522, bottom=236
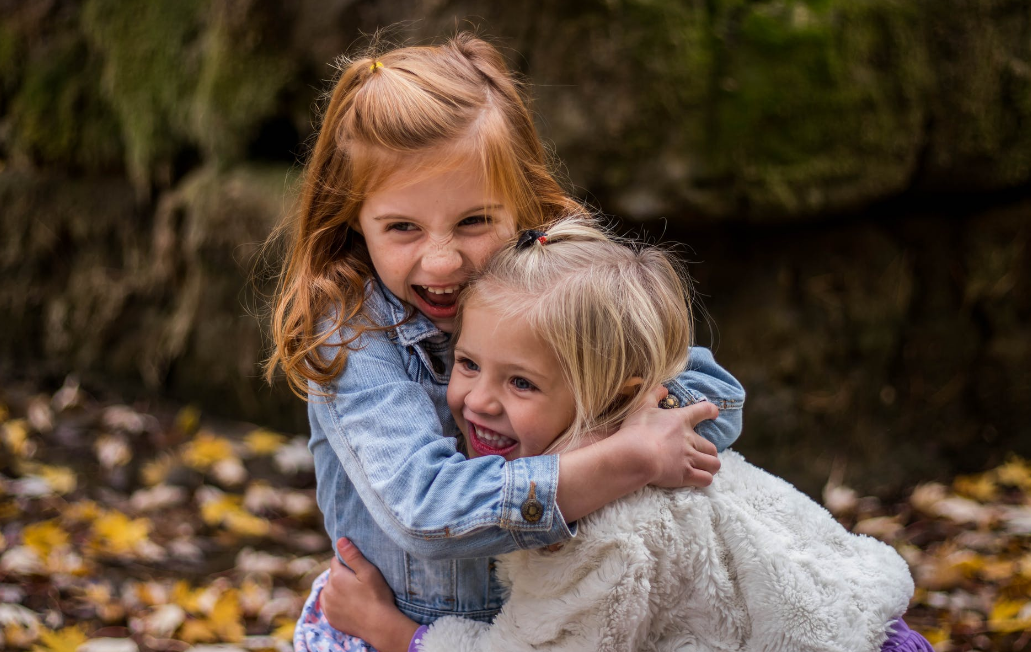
left=356, top=154, right=516, bottom=332
left=447, top=300, right=577, bottom=461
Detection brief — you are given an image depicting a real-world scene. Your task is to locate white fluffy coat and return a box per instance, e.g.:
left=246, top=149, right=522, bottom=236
left=419, top=451, right=913, bottom=652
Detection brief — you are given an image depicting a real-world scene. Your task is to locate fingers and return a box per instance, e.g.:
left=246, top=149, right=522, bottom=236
left=684, top=401, right=719, bottom=428
left=336, top=537, right=376, bottom=581
left=639, top=384, right=670, bottom=410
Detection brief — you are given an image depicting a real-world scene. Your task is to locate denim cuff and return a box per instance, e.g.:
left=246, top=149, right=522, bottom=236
left=502, top=454, right=576, bottom=548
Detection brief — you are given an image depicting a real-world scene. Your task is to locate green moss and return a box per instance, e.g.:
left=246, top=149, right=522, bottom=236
left=700, top=0, right=932, bottom=214
left=191, top=2, right=296, bottom=164
left=0, top=23, right=22, bottom=95
left=8, top=35, right=123, bottom=170
left=81, top=0, right=204, bottom=188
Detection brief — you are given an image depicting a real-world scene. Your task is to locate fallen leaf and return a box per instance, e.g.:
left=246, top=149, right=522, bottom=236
left=129, top=485, right=187, bottom=513
left=76, top=638, right=139, bottom=652
left=208, top=589, right=245, bottom=642
left=2, top=420, right=35, bottom=458
left=90, top=511, right=151, bottom=557
left=182, top=433, right=237, bottom=472
left=175, top=405, right=201, bottom=436
left=94, top=434, right=132, bottom=469
left=29, top=625, right=87, bottom=652
left=21, top=520, right=69, bottom=560
left=137, top=604, right=185, bottom=638
left=273, top=437, right=314, bottom=475
left=245, top=429, right=286, bottom=456
left=987, top=598, right=1031, bottom=633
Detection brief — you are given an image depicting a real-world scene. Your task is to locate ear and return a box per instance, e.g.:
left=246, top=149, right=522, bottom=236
left=617, top=377, right=644, bottom=397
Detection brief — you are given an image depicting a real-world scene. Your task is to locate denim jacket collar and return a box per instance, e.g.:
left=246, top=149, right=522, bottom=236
left=372, top=277, right=448, bottom=347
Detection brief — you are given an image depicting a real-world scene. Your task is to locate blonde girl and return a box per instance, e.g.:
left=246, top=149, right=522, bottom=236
left=267, top=34, right=745, bottom=652
left=324, top=217, right=930, bottom=652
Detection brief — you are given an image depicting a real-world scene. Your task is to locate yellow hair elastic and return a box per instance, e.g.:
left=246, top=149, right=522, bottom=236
left=369, top=61, right=384, bottom=72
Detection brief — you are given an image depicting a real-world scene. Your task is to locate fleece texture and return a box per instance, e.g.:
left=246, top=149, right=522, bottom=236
left=419, top=451, right=913, bottom=652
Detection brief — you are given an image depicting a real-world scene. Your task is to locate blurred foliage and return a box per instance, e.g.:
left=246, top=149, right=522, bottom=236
left=2, top=379, right=1031, bottom=651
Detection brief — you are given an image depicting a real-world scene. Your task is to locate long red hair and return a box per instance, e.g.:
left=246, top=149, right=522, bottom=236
left=265, top=33, right=583, bottom=398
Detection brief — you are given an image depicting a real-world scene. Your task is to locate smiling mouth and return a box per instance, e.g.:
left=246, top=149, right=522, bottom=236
left=412, top=285, right=462, bottom=309
left=467, top=421, right=518, bottom=457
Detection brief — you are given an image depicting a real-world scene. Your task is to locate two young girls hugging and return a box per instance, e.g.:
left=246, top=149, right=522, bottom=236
left=267, top=34, right=932, bottom=652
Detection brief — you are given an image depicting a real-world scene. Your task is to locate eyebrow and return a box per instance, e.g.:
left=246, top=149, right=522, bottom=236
left=371, top=204, right=505, bottom=221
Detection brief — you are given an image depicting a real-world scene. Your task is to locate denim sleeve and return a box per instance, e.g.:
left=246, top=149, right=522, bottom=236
left=309, top=327, right=573, bottom=560
left=665, top=347, right=745, bottom=452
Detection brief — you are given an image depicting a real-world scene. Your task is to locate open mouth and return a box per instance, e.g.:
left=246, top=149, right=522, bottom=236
left=467, top=421, right=518, bottom=457
left=412, top=284, right=462, bottom=320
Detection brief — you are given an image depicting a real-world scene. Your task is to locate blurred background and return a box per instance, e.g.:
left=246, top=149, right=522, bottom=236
left=3, top=0, right=1029, bottom=495
left=2, top=2, right=1031, bottom=650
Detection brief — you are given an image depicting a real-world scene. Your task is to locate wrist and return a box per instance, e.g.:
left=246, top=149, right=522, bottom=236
left=602, top=427, right=658, bottom=486
left=373, top=611, right=421, bottom=652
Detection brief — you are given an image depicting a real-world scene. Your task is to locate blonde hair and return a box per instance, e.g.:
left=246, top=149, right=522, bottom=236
left=458, top=215, right=694, bottom=451
left=266, top=33, right=583, bottom=397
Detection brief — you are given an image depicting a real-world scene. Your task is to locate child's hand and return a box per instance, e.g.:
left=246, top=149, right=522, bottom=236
left=621, top=385, right=721, bottom=489
left=322, top=538, right=420, bottom=652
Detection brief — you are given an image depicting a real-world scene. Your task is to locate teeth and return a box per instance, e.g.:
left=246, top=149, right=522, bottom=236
left=420, top=285, right=460, bottom=295
left=474, top=424, right=516, bottom=448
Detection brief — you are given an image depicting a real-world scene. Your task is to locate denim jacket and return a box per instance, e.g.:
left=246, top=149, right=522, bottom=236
left=308, top=279, right=745, bottom=624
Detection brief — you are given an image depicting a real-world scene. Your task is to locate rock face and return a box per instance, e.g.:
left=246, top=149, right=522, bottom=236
left=0, top=165, right=301, bottom=427
left=671, top=199, right=1030, bottom=493
left=1, top=0, right=1029, bottom=490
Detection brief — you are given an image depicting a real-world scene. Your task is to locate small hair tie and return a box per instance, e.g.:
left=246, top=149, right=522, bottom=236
left=516, top=229, right=548, bottom=249
left=369, top=61, right=384, bottom=72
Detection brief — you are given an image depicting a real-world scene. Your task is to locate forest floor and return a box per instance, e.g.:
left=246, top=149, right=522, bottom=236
left=1, top=377, right=1029, bottom=652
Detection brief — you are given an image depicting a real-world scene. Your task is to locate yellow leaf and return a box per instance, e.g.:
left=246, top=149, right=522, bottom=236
left=91, top=511, right=151, bottom=556
left=200, top=494, right=243, bottom=527
left=21, top=520, right=69, bottom=559
left=2, top=419, right=33, bottom=457
left=140, top=455, right=176, bottom=487
left=172, top=580, right=203, bottom=615
left=994, top=456, right=1031, bottom=491
left=182, top=432, right=235, bottom=472
left=952, top=473, right=999, bottom=502
left=178, top=618, right=217, bottom=644
left=5, top=622, right=40, bottom=647
left=272, top=620, right=296, bottom=642
left=30, top=625, right=88, bottom=652
left=988, top=597, right=1031, bottom=633
left=19, top=464, right=77, bottom=495
left=209, top=589, right=245, bottom=642
left=224, top=510, right=270, bottom=538
left=61, top=500, right=101, bottom=524
left=920, top=625, right=951, bottom=645
left=245, top=429, right=286, bottom=456
left=176, top=405, right=201, bottom=436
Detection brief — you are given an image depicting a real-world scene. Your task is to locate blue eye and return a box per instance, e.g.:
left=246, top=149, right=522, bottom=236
left=458, top=357, right=480, bottom=372
left=511, top=377, right=536, bottom=391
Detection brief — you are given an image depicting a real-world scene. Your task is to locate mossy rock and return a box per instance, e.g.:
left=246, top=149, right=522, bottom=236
left=81, top=0, right=205, bottom=189
left=3, top=9, right=123, bottom=170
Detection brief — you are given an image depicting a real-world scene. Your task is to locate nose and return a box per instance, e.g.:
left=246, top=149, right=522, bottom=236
left=422, top=238, right=463, bottom=277
left=464, top=378, right=502, bottom=416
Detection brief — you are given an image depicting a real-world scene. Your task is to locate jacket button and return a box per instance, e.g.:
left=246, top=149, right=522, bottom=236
left=521, top=482, right=543, bottom=523
left=659, top=394, right=680, bottom=409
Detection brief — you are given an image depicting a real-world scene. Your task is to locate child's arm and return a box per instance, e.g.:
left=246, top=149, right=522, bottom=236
left=313, top=324, right=723, bottom=559
left=667, top=346, right=746, bottom=451
left=325, top=528, right=661, bottom=652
